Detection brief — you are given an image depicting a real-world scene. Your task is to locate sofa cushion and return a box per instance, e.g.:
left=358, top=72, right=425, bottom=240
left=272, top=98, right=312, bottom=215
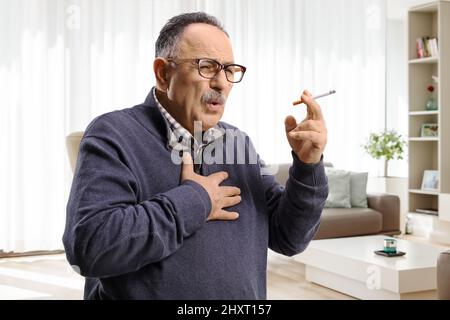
left=350, top=172, right=368, bottom=208
left=324, top=168, right=351, bottom=208
left=314, top=208, right=383, bottom=239
left=272, top=162, right=333, bottom=187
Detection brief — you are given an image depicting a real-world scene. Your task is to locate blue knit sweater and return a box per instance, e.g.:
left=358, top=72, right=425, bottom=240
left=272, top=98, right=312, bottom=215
left=63, top=88, right=328, bottom=300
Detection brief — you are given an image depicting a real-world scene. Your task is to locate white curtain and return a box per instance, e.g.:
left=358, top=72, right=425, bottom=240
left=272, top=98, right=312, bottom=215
left=0, top=0, right=386, bottom=252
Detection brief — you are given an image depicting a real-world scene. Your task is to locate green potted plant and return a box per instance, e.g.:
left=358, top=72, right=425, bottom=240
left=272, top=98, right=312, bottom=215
left=363, top=130, right=407, bottom=177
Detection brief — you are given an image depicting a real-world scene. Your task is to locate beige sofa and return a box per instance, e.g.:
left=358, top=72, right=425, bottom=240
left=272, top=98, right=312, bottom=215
left=66, top=131, right=83, bottom=172
left=273, top=163, right=401, bottom=239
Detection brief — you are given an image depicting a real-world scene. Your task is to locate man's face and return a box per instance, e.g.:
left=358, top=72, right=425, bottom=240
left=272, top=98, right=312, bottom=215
left=164, top=23, right=235, bottom=133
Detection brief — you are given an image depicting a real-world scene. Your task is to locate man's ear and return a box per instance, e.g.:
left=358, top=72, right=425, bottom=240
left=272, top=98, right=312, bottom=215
left=153, top=58, right=171, bottom=90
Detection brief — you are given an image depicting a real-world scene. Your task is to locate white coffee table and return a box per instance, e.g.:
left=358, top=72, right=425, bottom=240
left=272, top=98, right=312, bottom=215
left=294, top=235, right=444, bottom=299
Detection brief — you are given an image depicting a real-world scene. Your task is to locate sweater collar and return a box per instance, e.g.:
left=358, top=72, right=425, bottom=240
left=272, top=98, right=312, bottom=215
left=143, top=87, right=225, bottom=154
left=129, top=87, right=170, bottom=148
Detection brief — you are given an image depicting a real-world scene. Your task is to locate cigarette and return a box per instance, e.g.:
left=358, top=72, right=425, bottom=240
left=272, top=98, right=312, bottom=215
left=292, top=90, right=336, bottom=106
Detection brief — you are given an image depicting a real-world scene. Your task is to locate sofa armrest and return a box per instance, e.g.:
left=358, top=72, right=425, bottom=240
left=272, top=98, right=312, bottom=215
left=367, top=192, right=400, bottom=233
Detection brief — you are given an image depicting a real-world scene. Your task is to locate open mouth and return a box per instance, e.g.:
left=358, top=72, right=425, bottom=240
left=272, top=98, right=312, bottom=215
left=205, top=101, right=223, bottom=111
left=202, top=91, right=226, bottom=111
left=207, top=99, right=221, bottom=105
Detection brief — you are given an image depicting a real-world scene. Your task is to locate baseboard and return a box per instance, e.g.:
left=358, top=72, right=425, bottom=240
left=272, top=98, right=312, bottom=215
left=0, top=250, right=64, bottom=258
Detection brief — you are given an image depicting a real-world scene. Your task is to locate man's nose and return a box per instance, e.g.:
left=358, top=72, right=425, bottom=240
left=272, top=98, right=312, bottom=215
left=209, top=69, right=230, bottom=91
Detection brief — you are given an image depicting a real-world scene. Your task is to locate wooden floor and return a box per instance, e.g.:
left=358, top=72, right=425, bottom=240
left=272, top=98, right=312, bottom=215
left=0, top=251, right=353, bottom=300
left=266, top=250, right=353, bottom=299
left=1, top=235, right=447, bottom=300
left=0, top=254, right=84, bottom=299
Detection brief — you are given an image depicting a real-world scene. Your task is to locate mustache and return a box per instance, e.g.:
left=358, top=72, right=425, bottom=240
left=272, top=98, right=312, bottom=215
left=201, top=90, right=226, bottom=105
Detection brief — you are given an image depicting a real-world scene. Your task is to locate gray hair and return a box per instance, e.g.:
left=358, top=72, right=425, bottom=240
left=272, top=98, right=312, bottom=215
left=155, top=12, right=229, bottom=58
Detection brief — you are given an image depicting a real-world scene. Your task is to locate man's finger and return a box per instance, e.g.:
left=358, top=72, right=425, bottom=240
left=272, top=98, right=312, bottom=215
left=301, top=94, right=324, bottom=121
left=181, top=152, right=194, bottom=178
left=209, top=171, right=229, bottom=183
left=285, top=116, right=297, bottom=133
left=304, top=90, right=313, bottom=97
left=288, top=131, right=323, bottom=144
left=209, top=210, right=239, bottom=221
left=221, top=195, right=242, bottom=208
left=221, top=186, right=241, bottom=197
left=293, top=120, right=323, bottom=133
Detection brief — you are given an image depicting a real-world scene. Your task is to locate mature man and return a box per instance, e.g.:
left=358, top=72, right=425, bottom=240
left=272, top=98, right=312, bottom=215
left=63, top=12, right=328, bottom=300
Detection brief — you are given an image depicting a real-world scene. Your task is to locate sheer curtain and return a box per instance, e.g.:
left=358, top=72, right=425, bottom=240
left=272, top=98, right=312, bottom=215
left=0, top=0, right=386, bottom=252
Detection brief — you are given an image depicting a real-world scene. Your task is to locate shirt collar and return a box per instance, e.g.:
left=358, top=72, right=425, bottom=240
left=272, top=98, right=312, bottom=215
left=152, top=88, right=225, bottom=157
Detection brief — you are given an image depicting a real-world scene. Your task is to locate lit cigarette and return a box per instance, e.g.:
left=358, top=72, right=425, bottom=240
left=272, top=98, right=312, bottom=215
left=292, top=90, right=336, bottom=106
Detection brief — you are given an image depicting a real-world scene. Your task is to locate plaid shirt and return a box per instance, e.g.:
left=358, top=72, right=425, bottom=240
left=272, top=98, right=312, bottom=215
left=153, top=88, right=225, bottom=161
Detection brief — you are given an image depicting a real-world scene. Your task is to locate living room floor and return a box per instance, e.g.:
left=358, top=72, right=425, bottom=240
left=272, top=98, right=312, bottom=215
left=266, top=251, right=354, bottom=299
left=0, top=251, right=353, bottom=300
left=1, top=235, right=448, bottom=300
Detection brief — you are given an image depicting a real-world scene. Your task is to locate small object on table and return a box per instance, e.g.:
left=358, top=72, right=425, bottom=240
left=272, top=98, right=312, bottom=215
left=374, top=250, right=406, bottom=257
left=374, top=238, right=406, bottom=257
left=383, top=238, right=397, bottom=253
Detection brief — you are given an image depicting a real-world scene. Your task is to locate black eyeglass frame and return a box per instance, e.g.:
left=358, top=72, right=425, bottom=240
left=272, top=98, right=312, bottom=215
left=167, top=58, right=247, bottom=83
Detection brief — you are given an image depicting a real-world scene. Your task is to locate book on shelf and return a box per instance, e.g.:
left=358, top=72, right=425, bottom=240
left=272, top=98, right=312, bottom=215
left=416, top=37, right=425, bottom=58
left=416, top=37, right=439, bottom=58
left=416, top=208, right=438, bottom=215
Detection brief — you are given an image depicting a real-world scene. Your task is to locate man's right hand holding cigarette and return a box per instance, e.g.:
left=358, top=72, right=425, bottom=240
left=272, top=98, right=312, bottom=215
left=285, top=90, right=328, bottom=164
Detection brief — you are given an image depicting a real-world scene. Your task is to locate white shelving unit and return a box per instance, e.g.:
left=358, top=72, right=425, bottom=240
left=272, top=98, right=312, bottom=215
left=408, top=1, right=450, bottom=222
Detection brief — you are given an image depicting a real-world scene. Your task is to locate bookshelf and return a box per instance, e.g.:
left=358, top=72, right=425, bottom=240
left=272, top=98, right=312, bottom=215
left=409, top=57, right=438, bottom=64
left=408, top=1, right=450, bottom=222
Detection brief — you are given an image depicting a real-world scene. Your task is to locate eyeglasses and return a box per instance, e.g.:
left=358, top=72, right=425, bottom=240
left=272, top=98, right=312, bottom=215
left=167, top=58, right=247, bottom=83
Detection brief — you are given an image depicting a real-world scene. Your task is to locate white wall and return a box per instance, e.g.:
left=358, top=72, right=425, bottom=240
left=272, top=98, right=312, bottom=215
left=386, top=19, right=408, bottom=177
left=387, top=0, right=434, bottom=20
left=384, top=0, right=439, bottom=177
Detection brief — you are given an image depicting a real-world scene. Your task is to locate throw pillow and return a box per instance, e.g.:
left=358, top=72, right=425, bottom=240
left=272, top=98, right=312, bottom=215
left=350, top=172, right=368, bottom=208
left=324, top=168, right=351, bottom=208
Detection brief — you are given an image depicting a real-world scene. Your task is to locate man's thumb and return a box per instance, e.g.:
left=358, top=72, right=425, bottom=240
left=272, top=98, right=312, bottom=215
left=285, top=116, right=297, bottom=133
left=181, top=152, right=194, bottom=178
